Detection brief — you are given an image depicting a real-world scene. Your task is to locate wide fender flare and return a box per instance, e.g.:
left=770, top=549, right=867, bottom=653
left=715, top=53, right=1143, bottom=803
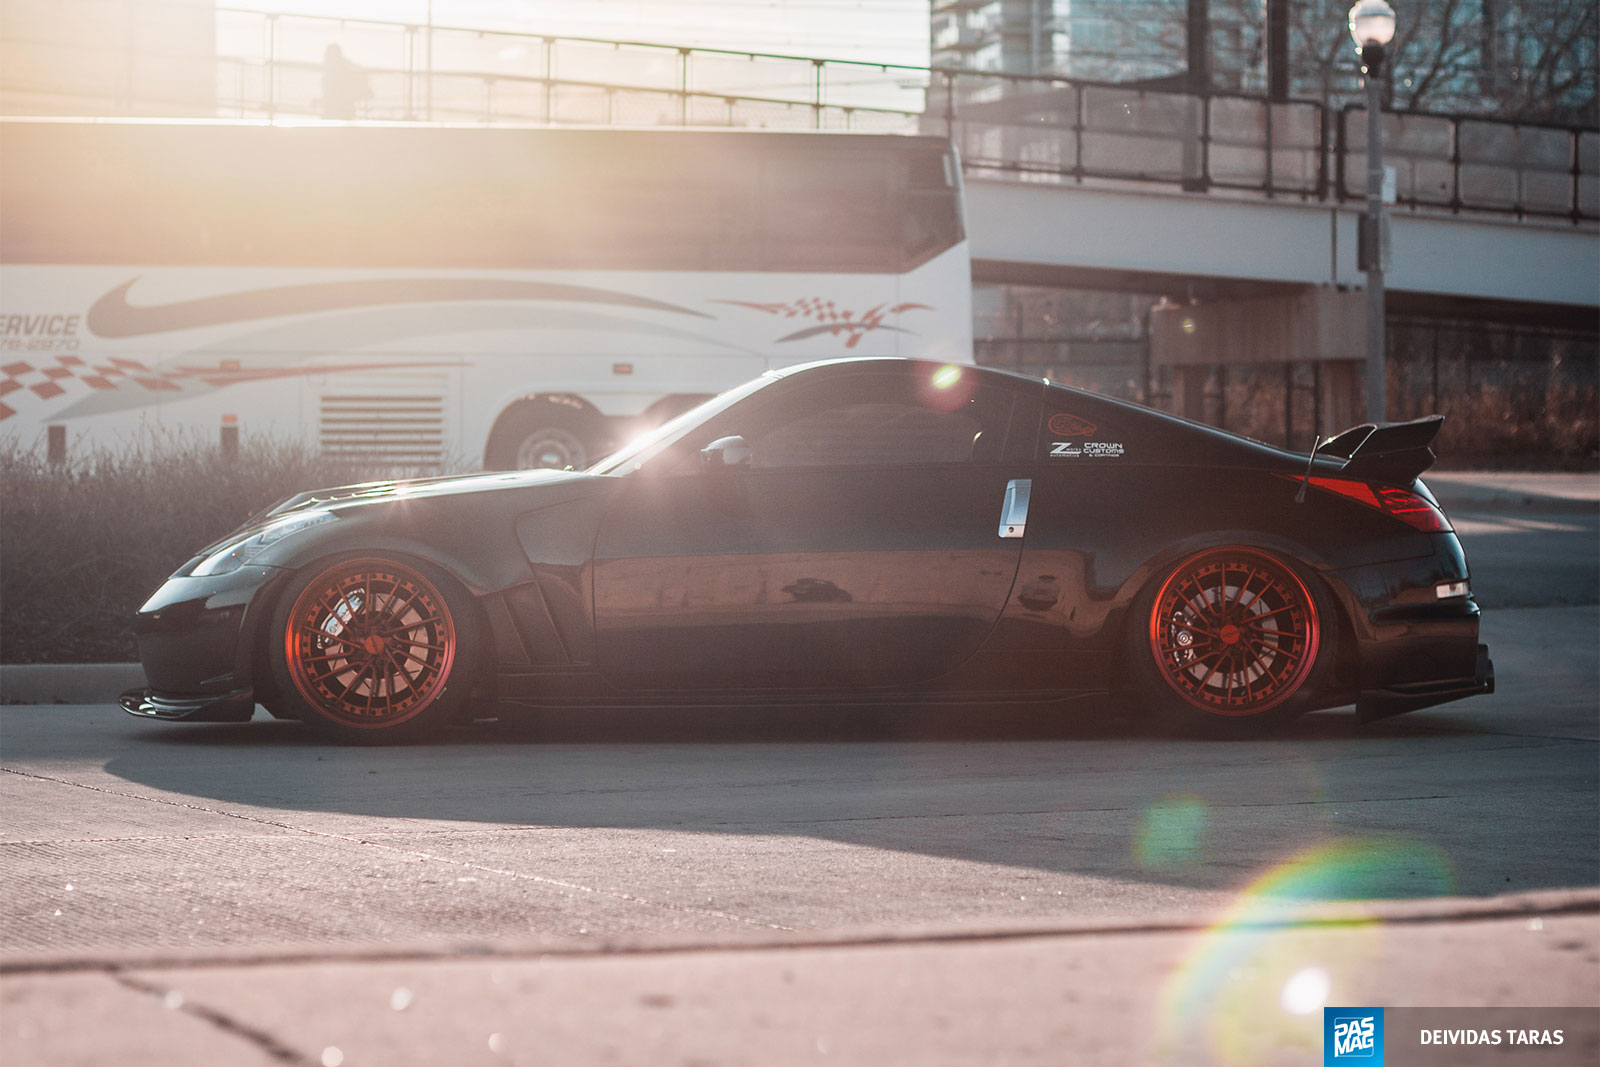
left=1116, top=529, right=1340, bottom=603
left=1109, top=528, right=1354, bottom=670
left=228, top=566, right=298, bottom=703
left=261, top=500, right=544, bottom=596
left=239, top=536, right=518, bottom=705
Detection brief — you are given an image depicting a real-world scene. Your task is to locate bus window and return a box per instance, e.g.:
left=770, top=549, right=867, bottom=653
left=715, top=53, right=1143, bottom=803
left=759, top=150, right=896, bottom=272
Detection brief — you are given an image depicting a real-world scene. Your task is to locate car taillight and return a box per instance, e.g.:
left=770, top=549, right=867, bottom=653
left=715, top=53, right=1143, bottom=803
left=1287, top=475, right=1453, bottom=532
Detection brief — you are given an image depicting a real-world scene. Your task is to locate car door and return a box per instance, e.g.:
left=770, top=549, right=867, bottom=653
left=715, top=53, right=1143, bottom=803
left=591, top=365, right=1039, bottom=691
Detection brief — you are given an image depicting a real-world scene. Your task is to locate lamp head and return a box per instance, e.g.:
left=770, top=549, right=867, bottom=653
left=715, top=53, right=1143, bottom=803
left=1348, top=0, right=1397, bottom=50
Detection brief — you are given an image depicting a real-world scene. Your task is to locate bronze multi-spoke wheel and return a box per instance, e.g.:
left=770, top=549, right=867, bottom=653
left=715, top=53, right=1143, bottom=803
left=270, top=556, right=475, bottom=737
left=1132, top=546, right=1329, bottom=729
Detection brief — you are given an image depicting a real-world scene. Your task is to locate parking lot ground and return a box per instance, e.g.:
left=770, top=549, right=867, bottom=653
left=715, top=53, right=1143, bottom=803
left=4, top=895, right=1597, bottom=1067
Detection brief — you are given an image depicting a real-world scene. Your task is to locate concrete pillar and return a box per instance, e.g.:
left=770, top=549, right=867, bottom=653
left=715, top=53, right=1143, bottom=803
left=1173, top=365, right=1209, bottom=422
left=1322, top=361, right=1361, bottom=432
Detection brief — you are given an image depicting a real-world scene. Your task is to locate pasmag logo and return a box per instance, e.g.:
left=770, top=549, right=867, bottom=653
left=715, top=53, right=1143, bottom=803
left=1325, top=1007, right=1385, bottom=1064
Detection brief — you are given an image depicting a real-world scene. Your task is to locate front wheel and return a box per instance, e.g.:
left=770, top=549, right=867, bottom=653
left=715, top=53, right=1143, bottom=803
left=1127, top=546, right=1331, bottom=732
left=269, top=555, right=478, bottom=740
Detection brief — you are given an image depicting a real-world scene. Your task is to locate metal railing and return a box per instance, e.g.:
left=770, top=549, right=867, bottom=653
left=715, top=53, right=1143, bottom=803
left=929, top=71, right=1327, bottom=202
left=210, top=7, right=930, bottom=130
left=5, top=2, right=1594, bottom=224
left=1336, top=105, right=1599, bottom=223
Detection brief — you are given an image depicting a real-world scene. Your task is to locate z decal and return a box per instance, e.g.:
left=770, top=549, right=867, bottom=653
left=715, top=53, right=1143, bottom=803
left=1051, top=441, right=1125, bottom=458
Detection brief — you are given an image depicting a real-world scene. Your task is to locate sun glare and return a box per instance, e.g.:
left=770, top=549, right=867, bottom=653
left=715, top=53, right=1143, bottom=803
left=1280, top=966, right=1331, bottom=1016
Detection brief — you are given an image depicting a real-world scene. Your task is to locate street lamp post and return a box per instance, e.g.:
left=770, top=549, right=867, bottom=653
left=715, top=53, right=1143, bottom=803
left=1349, top=0, right=1396, bottom=424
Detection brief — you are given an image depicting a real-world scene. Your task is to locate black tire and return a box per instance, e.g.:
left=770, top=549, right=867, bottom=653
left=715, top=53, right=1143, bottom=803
left=485, top=404, right=599, bottom=470
left=268, top=553, right=480, bottom=741
left=1125, top=545, right=1333, bottom=733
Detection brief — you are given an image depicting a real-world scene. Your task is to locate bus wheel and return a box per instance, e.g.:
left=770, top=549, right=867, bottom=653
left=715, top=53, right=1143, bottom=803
left=486, top=404, right=596, bottom=470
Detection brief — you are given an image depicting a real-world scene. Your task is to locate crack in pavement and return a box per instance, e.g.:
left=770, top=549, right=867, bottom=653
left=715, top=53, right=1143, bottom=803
left=2, top=767, right=793, bottom=933
left=8, top=893, right=1597, bottom=977
left=110, top=970, right=317, bottom=1065
left=6, top=833, right=297, bottom=845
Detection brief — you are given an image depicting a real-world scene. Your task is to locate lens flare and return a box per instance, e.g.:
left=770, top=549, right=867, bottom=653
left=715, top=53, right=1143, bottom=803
left=931, top=364, right=962, bottom=389
left=1149, top=837, right=1455, bottom=1065
left=1280, top=966, right=1330, bottom=1015
left=1135, top=795, right=1210, bottom=869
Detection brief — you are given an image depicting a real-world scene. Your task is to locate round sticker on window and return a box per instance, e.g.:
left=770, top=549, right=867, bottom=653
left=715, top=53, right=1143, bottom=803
left=1048, top=413, right=1097, bottom=437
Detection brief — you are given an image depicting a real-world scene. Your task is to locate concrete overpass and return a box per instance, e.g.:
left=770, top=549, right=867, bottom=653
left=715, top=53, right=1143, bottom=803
left=961, top=167, right=1597, bottom=429
left=966, top=177, right=1599, bottom=322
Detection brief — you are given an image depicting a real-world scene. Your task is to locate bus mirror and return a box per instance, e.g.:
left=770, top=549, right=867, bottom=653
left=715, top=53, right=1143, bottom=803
left=700, top=435, right=750, bottom=472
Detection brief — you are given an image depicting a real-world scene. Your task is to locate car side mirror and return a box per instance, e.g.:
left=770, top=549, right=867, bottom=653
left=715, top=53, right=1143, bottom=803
left=699, top=435, right=751, bottom=472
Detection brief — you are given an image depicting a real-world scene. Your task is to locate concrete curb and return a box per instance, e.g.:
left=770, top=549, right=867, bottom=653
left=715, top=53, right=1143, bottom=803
left=0, top=662, right=145, bottom=705
left=5, top=887, right=1595, bottom=976
left=1428, top=471, right=1600, bottom=512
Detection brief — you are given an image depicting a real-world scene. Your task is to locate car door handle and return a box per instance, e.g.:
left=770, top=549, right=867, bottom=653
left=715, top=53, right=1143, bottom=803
left=998, top=479, right=1031, bottom=539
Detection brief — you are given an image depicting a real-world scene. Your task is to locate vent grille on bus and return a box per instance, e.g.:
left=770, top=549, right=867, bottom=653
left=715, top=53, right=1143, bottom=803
left=319, top=394, right=446, bottom=467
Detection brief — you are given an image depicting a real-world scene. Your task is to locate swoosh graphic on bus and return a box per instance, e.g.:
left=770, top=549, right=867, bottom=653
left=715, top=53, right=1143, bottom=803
left=86, top=277, right=712, bottom=338
left=45, top=303, right=757, bottom=423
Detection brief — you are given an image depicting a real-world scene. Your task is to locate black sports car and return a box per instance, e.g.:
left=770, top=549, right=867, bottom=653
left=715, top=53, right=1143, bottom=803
left=121, top=357, right=1493, bottom=738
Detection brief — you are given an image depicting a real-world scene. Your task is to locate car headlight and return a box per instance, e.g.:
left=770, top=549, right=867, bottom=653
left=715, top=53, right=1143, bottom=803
left=189, top=512, right=338, bottom=577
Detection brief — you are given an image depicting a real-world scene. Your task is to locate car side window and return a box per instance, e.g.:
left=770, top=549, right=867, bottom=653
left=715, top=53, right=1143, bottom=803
left=1038, top=400, right=1128, bottom=462
left=745, top=372, right=1013, bottom=469
left=753, top=401, right=976, bottom=467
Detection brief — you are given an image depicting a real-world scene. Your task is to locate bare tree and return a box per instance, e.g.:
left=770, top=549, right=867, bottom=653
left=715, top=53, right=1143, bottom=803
left=1474, top=0, right=1598, bottom=123
left=1284, top=0, right=1597, bottom=122
left=1072, top=0, right=1597, bottom=122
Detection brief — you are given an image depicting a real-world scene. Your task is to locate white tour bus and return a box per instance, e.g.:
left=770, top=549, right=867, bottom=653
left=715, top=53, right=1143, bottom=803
left=0, top=119, right=972, bottom=470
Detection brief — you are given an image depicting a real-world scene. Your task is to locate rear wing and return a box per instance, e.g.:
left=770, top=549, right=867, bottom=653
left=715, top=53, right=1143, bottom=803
left=1318, top=415, right=1444, bottom=486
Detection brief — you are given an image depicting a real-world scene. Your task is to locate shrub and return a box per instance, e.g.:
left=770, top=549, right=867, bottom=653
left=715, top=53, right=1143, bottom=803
left=0, top=436, right=389, bottom=664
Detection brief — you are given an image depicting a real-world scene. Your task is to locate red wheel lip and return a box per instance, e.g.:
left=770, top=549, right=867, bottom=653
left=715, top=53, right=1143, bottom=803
left=283, top=558, right=457, bottom=730
left=1147, top=546, right=1321, bottom=718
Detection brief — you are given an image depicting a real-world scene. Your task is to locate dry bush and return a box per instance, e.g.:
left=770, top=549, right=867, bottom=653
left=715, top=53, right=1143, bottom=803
left=0, top=436, right=388, bottom=664
left=1212, top=364, right=1598, bottom=469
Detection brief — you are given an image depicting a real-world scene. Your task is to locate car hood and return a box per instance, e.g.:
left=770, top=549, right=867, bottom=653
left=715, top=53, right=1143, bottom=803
left=190, top=468, right=604, bottom=560
left=257, top=467, right=592, bottom=522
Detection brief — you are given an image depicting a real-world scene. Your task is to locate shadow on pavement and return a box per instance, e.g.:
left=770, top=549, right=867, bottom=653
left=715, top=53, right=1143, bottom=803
left=121, top=698, right=1483, bottom=748
left=73, top=697, right=1578, bottom=903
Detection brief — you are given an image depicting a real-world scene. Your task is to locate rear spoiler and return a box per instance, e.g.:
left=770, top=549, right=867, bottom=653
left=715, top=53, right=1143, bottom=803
left=1317, top=415, right=1444, bottom=486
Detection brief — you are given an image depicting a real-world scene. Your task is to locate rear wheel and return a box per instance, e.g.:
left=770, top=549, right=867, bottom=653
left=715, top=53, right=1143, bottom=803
left=269, top=555, right=478, bottom=739
left=485, top=404, right=599, bottom=470
left=1128, top=546, right=1329, bottom=731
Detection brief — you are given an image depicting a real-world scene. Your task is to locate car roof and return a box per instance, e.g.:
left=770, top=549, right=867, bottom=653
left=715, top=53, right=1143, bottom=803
left=772, top=355, right=1046, bottom=389
left=772, top=356, right=1303, bottom=465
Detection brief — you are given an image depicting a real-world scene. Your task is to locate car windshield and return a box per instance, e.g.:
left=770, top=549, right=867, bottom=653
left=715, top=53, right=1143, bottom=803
left=586, top=372, right=780, bottom=476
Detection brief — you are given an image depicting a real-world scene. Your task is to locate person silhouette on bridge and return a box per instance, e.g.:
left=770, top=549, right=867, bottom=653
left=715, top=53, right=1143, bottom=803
left=321, top=44, right=370, bottom=120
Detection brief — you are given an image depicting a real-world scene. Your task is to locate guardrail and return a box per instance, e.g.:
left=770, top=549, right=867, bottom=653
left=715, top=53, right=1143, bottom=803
left=211, top=7, right=930, bottom=130
left=1335, top=106, right=1598, bottom=223
left=7, top=3, right=1595, bottom=224
left=927, top=71, right=1328, bottom=202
